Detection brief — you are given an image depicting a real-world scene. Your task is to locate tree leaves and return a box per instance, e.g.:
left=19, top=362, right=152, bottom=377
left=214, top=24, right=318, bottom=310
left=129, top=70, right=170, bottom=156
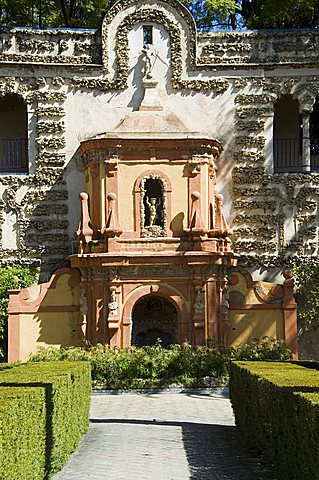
left=243, top=0, right=318, bottom=29
left=0, top=0, right=112, bottom=28
left=293, top=263, right=319, bottom=332
left=0, top=1, right=318, bottom=34
left=185, top=0, right=319, bottom=29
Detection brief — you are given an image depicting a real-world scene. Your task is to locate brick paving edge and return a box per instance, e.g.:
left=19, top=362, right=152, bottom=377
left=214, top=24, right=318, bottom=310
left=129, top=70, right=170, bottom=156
left=92, top=387, right=229, bottom=396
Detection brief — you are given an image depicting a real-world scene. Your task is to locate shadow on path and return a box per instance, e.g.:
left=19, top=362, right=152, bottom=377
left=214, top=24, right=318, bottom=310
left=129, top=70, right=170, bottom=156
left=91, top=418, right=275, bottom=480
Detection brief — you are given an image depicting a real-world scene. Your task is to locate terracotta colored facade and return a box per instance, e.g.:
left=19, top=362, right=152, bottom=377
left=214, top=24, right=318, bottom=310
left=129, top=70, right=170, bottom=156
left=7, top=264, right=298, bottom=362
left=71, top=130, right=238, bottom=348
left=66, top=111, right=297, bottom=354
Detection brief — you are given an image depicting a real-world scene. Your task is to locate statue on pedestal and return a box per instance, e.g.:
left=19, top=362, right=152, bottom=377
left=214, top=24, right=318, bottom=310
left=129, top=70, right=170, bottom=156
left=146, top=197, right=160, bottom=226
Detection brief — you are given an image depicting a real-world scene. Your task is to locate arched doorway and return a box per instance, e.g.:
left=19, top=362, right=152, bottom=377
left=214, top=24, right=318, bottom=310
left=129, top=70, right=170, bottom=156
left=131, top=295, right=179, bottom=347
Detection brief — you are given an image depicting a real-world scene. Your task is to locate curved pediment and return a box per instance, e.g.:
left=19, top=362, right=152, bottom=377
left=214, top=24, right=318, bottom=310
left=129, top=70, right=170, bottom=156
left=100, top=0, right=197, bottom=85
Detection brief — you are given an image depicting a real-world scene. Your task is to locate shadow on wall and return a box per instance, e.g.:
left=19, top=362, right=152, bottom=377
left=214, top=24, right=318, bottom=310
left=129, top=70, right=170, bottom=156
left=226, top=269, right=296, bottom=354
left=2, top=148, right=84, bottom=283
left=8, top=268, right=83, bottom=362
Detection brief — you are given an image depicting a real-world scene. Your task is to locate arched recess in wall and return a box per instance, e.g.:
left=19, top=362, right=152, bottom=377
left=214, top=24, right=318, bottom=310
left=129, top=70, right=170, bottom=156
left=121, top=283, right=190, bottom=347
left=131, top=294, right=179, bottom=347
left=273, top=95, right=301, bottom=173
left=134, top=170, right=172, bottom=237
left=310, top=98, right=319, bottom=171
left=101, top=0, right=197, bottom=76
left=0, top=94, right=28, bottom=173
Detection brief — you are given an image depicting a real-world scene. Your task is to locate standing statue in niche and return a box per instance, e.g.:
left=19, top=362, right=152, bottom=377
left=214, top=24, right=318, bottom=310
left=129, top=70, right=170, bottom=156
left=141, top=44, right=156, bottom=79
left=146, top=197, right=160, bottom=226
left=108, top=286, right=118, bottom=317
left=140, top=44, right=168, bottom=80
left=141, top=177, right=166, bottom=238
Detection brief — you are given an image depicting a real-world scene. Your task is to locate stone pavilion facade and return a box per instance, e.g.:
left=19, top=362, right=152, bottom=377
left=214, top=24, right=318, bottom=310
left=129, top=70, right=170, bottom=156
left=8, top=0, right=319, bottom=359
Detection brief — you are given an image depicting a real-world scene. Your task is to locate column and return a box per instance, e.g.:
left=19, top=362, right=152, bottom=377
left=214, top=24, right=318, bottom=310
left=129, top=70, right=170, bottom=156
left=302, top=112, right=311, bottom=172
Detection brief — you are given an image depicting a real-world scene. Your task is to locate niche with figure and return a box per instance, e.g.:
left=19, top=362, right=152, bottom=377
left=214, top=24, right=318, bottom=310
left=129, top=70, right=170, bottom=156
left=140, top=176, right=166, bottom=237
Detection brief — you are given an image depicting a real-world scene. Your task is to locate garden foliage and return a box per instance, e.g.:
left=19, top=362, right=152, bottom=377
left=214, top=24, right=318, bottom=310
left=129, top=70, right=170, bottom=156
left=0, top=361, right=91, bottom=479
left=293, top=263, right=319, bottom=332
left=30, top=338, right=292, bottom=389
left=0, top=267, right=39, bottom=361
left=230, top=361, right=319, bottom=480
left=0, top=0, right=318, bottom=29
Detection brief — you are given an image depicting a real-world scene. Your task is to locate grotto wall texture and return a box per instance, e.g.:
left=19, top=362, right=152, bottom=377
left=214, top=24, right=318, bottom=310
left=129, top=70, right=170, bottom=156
left=0, top=0, right=318, bottom=284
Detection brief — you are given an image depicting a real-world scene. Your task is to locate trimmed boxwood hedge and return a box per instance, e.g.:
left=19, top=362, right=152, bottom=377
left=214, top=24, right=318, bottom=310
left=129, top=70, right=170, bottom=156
left=0, top=361, right=91, bottom=478
left=230, top=361, right=319, bottom=480
left=0, top=386, right=47, bottom=479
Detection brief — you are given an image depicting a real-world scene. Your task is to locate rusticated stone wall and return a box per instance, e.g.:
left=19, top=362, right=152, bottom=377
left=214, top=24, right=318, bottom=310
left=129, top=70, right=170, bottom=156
left=0, top=0, right=319, bottom=280
left=0, top=76, right=69, bottom=277
left=231, top=77, right=319, bottom=269
left=198, top=30, right=319, bottom=68
left=0, top=28, right=100, bottom=65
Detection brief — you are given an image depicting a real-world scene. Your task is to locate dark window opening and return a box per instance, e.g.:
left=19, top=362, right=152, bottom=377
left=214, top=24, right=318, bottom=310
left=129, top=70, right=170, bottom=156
left=310, top=98, right=319, bottom=171
left=143, top=25, right=153, bottom=45
left=273, top=95, right=301, bottom=173
left=0, top=94, right=28, bottom=173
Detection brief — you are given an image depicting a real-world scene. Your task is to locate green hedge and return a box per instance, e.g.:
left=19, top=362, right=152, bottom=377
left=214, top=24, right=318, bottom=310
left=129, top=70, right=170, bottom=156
left=0, top=386, right=47, bottom=479
left=230, top=361, right=319, bottom=480
left=292, top=359, right=319, bottom=371
left=0, top=361, right=91, bottom=478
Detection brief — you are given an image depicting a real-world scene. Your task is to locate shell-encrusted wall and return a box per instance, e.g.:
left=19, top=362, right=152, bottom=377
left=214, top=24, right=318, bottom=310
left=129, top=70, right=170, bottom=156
left=0, top=0, right=319, bottom=279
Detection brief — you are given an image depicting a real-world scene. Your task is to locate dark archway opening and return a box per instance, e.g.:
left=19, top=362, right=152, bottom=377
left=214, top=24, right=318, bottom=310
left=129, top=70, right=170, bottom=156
left=273, top=95, right=301, bottom=172
left=131, top=295, right=179, bottom=347
left=0, top=94, right=28, bottom=172
left=310, top=98, right=319, bottom=170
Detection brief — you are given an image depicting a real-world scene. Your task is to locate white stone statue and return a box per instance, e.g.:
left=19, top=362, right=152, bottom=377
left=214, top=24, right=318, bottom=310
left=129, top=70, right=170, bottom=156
left=80, top=289, right=88, bottom=336
left=108, top=286, right=118, bottom=316
left=194, top=286, right=204, bottom=315
left=141, top=44, right=156, bottom=79
left=146, top=197, right=160, bottom=226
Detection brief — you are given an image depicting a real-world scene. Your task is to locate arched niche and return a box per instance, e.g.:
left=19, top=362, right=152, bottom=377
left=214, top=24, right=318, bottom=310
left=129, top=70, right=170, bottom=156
left=128, top=22, right=171, bottom=94
left=134, top=170, right=172, bottom=237
left=121, top=284, right=190, bottom=347
left=131, top=294, right=179, bottom=347
left=101, top=0, right=197, bottom=82
left=0, top=94, right=28, bottom=172
left=273, top=95, right=301, bottom=172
